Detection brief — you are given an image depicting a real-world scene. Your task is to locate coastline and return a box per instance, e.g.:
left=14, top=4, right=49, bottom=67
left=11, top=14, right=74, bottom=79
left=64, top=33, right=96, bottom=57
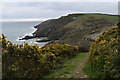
left=18, top=23, right=49, bottom=47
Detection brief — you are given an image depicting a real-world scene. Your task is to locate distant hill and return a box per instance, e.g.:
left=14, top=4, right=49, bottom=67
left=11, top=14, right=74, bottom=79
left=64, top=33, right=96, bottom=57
left=31, top=13, right=118, bottom=51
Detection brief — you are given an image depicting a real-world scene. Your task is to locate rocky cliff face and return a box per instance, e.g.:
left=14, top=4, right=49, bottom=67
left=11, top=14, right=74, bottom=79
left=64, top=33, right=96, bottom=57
left=26, top=13, right=118, bottom=51
left=33, top=14, right=85, bottom=40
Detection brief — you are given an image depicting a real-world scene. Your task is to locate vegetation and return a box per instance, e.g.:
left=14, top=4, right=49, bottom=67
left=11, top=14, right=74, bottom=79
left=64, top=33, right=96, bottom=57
left=44, top=53, right=87, bottom=78
left=1, top=13, right=119, bottom=79
left=33, top=13, right=118, bottom=51
left=84, top=26, right=120, bottom=78
left=1, top=34, right=80, bottom=78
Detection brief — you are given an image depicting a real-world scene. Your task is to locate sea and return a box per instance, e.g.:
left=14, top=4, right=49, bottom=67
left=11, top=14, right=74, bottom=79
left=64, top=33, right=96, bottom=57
left=1, top=21, right=48, bottom=47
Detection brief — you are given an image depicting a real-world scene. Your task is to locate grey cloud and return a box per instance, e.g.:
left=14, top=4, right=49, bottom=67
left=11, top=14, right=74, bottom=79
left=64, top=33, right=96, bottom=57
left=2, top=2, right=118, bottom=19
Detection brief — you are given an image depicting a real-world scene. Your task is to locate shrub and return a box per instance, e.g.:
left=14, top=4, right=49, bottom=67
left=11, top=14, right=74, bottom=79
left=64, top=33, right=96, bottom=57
left=89, top=27, right=120, bottom=78
left=2, top=34, right=79, bottom=78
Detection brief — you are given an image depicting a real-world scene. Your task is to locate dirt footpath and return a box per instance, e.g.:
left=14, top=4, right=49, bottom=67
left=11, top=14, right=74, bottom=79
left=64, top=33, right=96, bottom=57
left=71, top=54, right=88, bottom=78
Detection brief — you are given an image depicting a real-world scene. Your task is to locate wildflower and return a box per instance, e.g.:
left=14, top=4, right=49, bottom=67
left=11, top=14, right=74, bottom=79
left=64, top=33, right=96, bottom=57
left=99, top=40, right=107, bottom=44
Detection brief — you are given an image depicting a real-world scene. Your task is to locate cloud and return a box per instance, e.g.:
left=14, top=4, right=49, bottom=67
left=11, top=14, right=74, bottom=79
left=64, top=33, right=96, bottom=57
left=0, top=18, right=49, bottom=22
left=1, top=2, right=118, bottom=22
left=0, top=0, right=119, bottom=2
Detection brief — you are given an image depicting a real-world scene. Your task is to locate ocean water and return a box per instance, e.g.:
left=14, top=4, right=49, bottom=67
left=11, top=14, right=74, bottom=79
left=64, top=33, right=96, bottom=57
left=1, top=21, right=48, bottom=47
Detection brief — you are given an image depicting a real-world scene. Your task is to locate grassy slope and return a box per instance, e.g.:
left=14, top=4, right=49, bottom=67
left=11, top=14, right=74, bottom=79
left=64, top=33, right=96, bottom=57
left=44, top=53, right=87, bottom=78
left=60, top=14, right=118, bottom=40
left=34, top=14, right=118, bottom=42
left=53, top=14, right=118, bottom=49
left=32, top=14, right=118, bottom=52
left=85, top=13, right=118, bottom=23
left=53, top=14, right=117, bottom=52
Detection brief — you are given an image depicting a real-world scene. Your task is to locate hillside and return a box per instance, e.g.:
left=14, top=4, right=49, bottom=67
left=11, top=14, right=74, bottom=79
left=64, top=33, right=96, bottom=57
left=32, top=13, right=118, bottom=50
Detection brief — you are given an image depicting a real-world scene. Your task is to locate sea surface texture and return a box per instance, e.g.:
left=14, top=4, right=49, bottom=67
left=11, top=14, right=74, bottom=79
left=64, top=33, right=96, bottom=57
left=2, top=21, right=47, bottom=47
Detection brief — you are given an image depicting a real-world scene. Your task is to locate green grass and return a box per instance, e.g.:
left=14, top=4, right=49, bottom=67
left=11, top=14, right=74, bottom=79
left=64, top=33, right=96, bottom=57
left=85, top=14, right=118, bottom=23
left=83, top=59, right=102, bottom=78
left=61, top=14, right=118, bottom=44
left=44, top=53, right=87, bottom=78
left=83, top=60, right=96, bottom=78
left=63, top=13, right=118, bottom=29
left=0, top=42, right=2, bottom=49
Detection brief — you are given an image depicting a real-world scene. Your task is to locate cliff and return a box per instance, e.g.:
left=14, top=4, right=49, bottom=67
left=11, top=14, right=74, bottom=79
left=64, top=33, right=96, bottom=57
left=24, top=13, right=118, bottom=51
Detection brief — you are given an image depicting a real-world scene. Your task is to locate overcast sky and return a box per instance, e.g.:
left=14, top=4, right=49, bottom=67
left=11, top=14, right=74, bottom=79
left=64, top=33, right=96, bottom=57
left=0, top=0, right=119, bottom=22
left=0, top=0, right=119, bottom=2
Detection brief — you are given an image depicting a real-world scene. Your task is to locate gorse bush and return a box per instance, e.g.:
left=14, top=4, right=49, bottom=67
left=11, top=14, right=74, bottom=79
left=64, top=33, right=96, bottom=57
left=1, top=34, right=79, bottom=78
left=89, top=27, right=120, bottom=78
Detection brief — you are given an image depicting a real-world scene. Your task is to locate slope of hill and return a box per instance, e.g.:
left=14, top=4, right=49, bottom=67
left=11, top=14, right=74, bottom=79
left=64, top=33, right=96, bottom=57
left=32, top=13, right=118, bottom=51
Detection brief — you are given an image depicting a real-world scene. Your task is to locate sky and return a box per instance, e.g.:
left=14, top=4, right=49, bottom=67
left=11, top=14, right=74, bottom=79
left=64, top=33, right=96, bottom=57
left=0, top=0, right=119, bottom=22
left=0, top=0, right=119, bottom=2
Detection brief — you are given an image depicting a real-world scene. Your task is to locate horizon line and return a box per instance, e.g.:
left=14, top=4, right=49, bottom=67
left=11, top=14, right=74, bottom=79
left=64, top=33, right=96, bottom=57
left=0, top=12, right=118, bottom=22
left=0, top=18, right=51, bottom=22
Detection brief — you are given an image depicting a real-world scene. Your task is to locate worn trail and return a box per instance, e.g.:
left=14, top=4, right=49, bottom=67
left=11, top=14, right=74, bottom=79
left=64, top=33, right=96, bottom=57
left=71, top=53, right=88, bottom=78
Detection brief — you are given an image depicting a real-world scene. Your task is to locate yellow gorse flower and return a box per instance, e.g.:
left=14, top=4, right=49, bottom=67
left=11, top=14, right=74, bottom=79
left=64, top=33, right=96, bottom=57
left=99, top=40, right=107, bottom=44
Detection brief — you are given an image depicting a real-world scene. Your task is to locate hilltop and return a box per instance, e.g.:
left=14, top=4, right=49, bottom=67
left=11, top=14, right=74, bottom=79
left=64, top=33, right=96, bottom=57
left=23, top=13, right=118, bottom=51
